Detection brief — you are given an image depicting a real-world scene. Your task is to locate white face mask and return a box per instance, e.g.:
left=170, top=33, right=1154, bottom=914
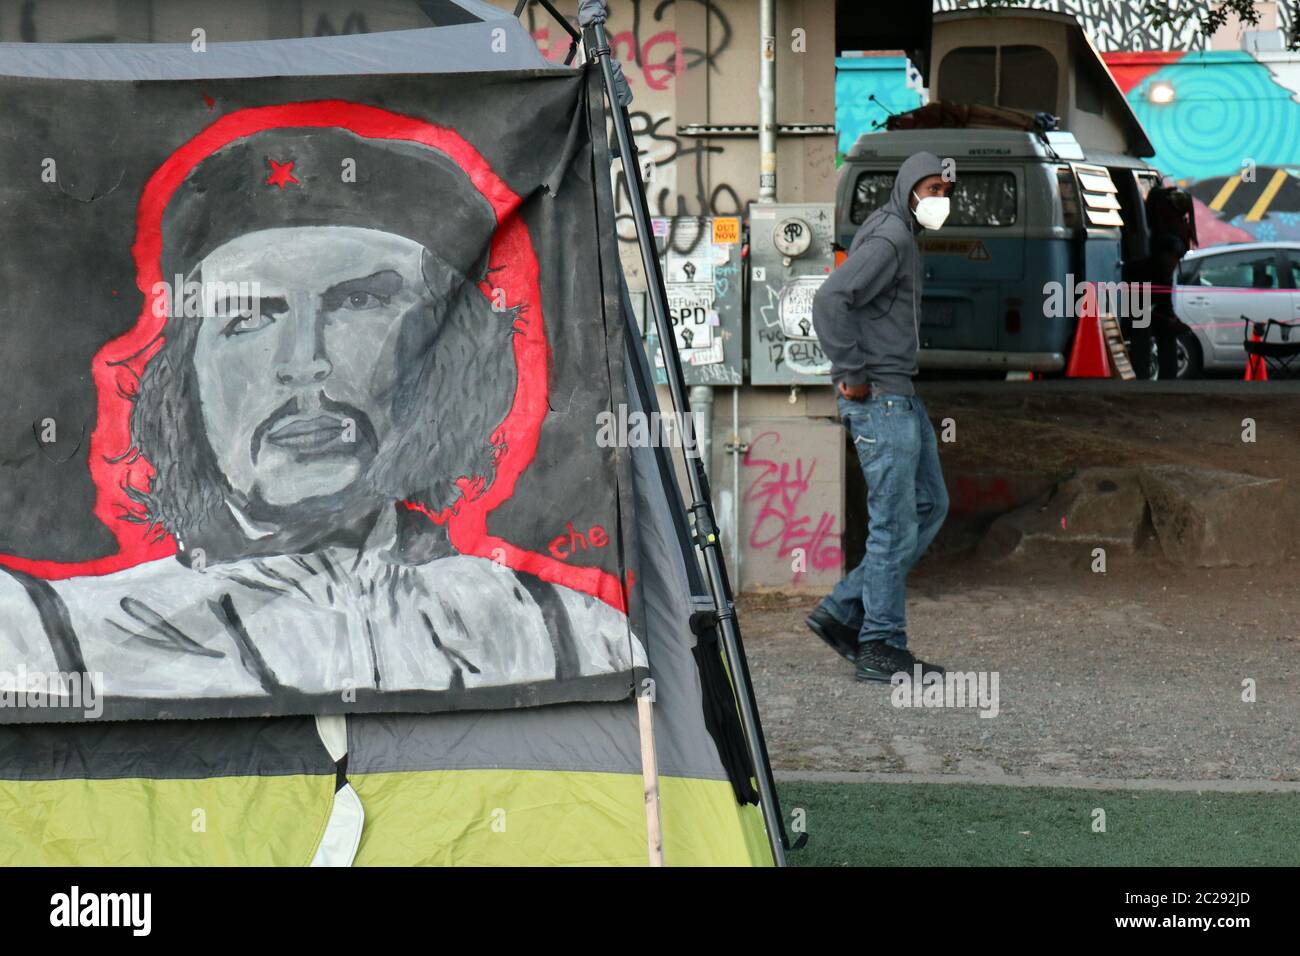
left=912, top=191, right=950, bottom=230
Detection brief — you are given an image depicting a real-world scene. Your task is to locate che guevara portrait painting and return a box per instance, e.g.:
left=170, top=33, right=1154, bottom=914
left=0, top=73, right=644, bottom=722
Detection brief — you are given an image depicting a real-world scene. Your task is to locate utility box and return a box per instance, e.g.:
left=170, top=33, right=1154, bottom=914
left=645, top=216, right=744, bottom=387
left=748, top=202, right=836, bottom=386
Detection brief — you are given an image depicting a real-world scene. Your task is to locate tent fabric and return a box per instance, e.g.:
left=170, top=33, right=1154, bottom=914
left=0, top=773, right=337, bottom=866
left=0, top=19, right=556, bottom=79
left=0, top=716, right=334, bottom=780
left=0, top=6, right=776, bottom=867
left=348, top=770, right=768, bottom=866
left=577, top=0, right=609, bottom=26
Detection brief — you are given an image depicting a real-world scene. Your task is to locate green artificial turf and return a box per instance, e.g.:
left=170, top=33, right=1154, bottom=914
left=778, top=780, right=1300, bottom=866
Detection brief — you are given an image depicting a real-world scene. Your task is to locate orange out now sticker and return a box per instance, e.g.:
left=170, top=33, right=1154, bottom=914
left=712, top=217, right=741, bottom=245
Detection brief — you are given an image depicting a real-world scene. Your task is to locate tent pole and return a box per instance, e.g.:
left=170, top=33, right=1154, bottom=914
left=515, top=0, right=583, bottom=65
left=637, top=693, right=665, bottom=866
left=583, top=18, right=788, bottom=868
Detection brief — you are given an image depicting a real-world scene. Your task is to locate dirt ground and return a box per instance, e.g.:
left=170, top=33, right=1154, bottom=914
left=922, top=382, right=1300, bottom=484
left=742, top=556, right=1300, bottom=782
left=741, top=384, right=1300, bottom=784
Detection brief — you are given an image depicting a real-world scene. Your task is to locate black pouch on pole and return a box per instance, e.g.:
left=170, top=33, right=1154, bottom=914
left=691, top=612, right=759, bottom=806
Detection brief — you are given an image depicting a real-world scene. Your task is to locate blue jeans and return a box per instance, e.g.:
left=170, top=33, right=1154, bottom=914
left=820, top=391, right=948, bottom=649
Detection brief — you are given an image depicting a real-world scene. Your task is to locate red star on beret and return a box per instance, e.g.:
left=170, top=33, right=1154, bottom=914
left=265, top=158, right=299, bottom=190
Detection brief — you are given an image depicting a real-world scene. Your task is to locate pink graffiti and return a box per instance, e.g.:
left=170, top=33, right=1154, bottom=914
left=743, top=432, right=843, bottom=581
left=612, top=30, right=686, bottom=90
left=530, top=28, right=686, bottom=90
left=530, top=28, right=577, bottom=64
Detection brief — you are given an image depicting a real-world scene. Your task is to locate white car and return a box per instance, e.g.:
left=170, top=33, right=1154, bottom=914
left=1171, top=241, right=1300, bottom=377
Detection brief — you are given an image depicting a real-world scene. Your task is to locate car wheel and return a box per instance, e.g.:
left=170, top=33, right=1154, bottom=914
left=1175, top=332, right=1203, bottom=379
left=1149, top=334, right=1203, bottom=380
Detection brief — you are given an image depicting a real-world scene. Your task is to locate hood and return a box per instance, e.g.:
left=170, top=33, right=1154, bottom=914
left=888, top=150, right=945, bottom=233
left=858, top=150, right=946, bottom=241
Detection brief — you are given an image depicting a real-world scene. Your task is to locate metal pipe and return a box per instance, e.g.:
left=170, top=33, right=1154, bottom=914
left=758, top=0, right=777, bottom=203
left=585, top=18, right=788, bottom=868
left=732, top=385, right=741, bottom=581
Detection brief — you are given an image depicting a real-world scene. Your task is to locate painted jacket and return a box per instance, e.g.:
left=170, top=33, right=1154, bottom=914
left=0, top=548, right=643, bottom=714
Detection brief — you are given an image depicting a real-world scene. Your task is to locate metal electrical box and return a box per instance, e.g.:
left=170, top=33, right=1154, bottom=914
left=748, top=202, right=836, bottom=385
left=645, top=216, right=744, bottom=387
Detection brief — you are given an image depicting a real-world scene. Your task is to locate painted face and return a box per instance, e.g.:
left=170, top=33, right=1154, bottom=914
left=191, top=226, right=428, bottom=508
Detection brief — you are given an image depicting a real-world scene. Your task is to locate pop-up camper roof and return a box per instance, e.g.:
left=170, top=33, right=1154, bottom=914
left=929, top=8, right=1154, bottom=159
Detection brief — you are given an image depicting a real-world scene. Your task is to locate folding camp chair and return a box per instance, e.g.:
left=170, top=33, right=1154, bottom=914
left=1243, top=316, right=1300, bottom=378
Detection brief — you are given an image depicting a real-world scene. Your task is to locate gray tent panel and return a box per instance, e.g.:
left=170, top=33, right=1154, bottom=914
left=0, top=22, right=558, bottom=79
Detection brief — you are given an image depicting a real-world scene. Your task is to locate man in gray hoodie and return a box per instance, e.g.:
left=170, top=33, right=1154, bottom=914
left=807, top=151, right=951, bottom=682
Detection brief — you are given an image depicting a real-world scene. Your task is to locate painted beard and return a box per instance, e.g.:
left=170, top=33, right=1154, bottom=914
left=234, top=392, right=384, bottom=539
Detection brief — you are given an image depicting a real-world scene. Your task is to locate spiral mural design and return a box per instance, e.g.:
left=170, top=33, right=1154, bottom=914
left=1128, top=52, right=1300, bottom=182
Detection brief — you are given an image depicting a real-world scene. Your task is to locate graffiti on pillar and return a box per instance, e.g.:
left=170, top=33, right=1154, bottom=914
left=612, top=111, right=743, bottom=244
left=525, top=0, right=733, bottom=81
left=743, top=431, right=844, bottom=584
left=519, top=0, right=744, bottom=271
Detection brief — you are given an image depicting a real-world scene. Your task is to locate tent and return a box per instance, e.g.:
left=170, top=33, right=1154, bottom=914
left=0, top=0, right=783, bottom=866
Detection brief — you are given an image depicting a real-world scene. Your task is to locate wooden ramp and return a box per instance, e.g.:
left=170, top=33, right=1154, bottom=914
left=1099, top=314, right=1136, bottom=380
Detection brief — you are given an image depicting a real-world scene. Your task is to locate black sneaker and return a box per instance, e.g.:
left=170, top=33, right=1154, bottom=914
left=857, top=647, right=951, bottom=686
left=912, top=656, right=946, bottom=678
left=805, top=607, right=858, bottom=662
left=854, top=641, right=916, bottom=683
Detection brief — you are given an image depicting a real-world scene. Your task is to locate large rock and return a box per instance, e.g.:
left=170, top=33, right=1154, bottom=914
left=1139, top=465, right=1292, bottom=567
left=978, top=467, right=1149, bottom=563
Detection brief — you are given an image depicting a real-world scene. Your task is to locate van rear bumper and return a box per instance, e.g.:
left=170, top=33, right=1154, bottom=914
left=918, top=349, right=1065, bottom=372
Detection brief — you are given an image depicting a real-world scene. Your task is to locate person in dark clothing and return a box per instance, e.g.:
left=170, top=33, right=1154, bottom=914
left=806, top=151, right=951, bottom=683
left=1123, top=233, right=1186, bottom=380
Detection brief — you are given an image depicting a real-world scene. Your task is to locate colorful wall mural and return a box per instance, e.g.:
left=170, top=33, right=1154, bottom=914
left=1104, top=50, right=1300, bottom=247
left=834, top=55, right=925, bottom=163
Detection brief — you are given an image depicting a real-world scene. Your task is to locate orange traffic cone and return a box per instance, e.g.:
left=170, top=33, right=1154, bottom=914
left=1065, top=292, right=1110, bottom=378
left=1245, top=325, right=1268, bottom=381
